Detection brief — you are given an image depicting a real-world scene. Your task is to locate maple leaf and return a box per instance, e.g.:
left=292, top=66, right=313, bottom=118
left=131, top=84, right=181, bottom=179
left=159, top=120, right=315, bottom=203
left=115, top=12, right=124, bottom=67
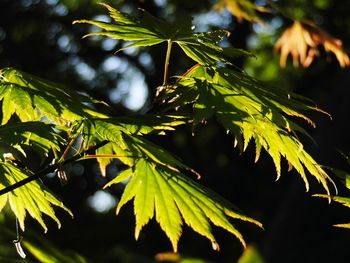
left=275, top=20, right=350, bottom=68
left=74, top=3, right=250, bottom=66
left=214, top=0, right=268, bottom=23
left=314, top=194, right=350, bottom=229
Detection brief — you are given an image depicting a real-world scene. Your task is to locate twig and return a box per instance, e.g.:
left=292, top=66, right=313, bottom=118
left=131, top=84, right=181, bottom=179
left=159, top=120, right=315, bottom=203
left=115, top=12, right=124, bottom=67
left=162, top=40, right=173, bottom=86
left=0, top=140, right=109, bottom=196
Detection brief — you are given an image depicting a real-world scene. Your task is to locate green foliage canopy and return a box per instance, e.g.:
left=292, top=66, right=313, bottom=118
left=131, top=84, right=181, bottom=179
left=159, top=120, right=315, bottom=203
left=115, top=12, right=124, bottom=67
left=0, top=2, right=343, bottom=260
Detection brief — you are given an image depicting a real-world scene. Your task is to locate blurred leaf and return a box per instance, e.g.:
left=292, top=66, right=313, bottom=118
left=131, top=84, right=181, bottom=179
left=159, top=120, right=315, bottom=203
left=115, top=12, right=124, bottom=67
left=0, top=224, right=88, bottom=263
left=165, top=65, right=334, bottom=193
left=74, top=4, right=251, bottom=66
left=333, top=223, right=350, bottom=229
left=214, top=0, right=268, bottom=23
left=275, top=20, right=350, bottom=68
left=237, top=245, right=264, bottom=263
left=155, top=251, right=207, bottom=263
left=23, top=239, right=87, bottom=263
left=0, top=161, right=72, bottom=232
left=105, top=158, right=262, bottom=252
left=338, top=150, right=350, bottom=166
left=323, top=152, right=350, bottom=190
left=181, top=259, right=206, bottom=263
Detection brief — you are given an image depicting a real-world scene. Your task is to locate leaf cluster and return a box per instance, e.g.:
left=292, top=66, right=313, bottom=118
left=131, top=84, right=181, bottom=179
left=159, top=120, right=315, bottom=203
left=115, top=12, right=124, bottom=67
left=0, top=2, right=341, bottom=256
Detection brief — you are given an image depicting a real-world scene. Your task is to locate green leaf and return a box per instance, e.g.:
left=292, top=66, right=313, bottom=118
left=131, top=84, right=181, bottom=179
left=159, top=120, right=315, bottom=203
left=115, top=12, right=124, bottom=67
left=74, top=4, right=251, bottom=66
left=0, top=161, right=72, bottom=232
left=316, top=194, right=350, bottom=228
left=314, top=194, right=350, bottom=229
left=0, top=68, right=106, bottom=126
left=132, top=159, right=156, bottom=240
left=110, top=115, right=188, bottom=135
left=104, top=168, right=133, bottom=189
left=78, top=115, right=187, bottom=175
left=315, top=194, right=350, bottom=208
left=323, top=152, right=350, bottom=190
left=166, top=65, right=334, bottom=194
left=0, top=224, right=88, bottom=262
left=23, top=237, right=87, bottom=263
left=0, top=121, right=62, bottom=156
left=323, top=166, right=350, bottom=190
left=237, top=245, right=265, bottom=263
left=123, top=134, right=189, bottom=172
left=105, top=159, right=262, bottom=252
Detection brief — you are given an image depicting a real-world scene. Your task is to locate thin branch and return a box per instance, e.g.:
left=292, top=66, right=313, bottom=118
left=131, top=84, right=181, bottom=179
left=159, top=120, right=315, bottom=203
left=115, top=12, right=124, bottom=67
left=265, top=0, right=294, bottom=21
left=162, top=39, right=173, bottom=86
left=80, top=154, right=138, bottom=160
left=0, top=140, right=109, bottom=196
left=60, top=135, right=79, bottom=161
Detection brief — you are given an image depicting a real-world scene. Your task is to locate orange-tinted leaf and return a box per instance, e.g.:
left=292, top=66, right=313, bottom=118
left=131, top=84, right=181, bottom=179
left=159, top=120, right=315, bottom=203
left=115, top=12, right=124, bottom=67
left=275, top=20, right=350, bottom=68
left=214, top=0, right=268, bottom=23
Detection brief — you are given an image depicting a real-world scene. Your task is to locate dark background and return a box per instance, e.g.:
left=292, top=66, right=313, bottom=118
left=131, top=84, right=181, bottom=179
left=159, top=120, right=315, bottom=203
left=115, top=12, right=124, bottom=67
left=1, top=0, right=350, bottom=262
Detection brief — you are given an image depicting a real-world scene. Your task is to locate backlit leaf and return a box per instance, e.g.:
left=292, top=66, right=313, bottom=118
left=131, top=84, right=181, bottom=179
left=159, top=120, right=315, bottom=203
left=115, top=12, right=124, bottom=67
left=275, top=20, right=350, bottom=68
left=105, top=158, right=262, bottom=252
left=165, top=65, right=334, bottom=193
left=0, top=121, right=62, bottom=156
left=0, top=162, right=72, bottom=232
left=74, top=4, right=251, bottom=66
left=78, top=115, right=187, bottom=175
left=314, top=194, right=350, bottom=229
left=0, top=68, right=106, bottom=126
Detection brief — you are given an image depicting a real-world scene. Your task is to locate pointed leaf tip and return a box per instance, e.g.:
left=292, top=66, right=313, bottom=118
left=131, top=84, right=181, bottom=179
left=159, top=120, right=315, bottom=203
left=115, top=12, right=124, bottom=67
left=0, top=162, right=70, bottom=233
left=107, top=159, right=260, bottom=251
left=211, top=240, right=220, bottom=251
left=172, top=65, right=334, bottom=194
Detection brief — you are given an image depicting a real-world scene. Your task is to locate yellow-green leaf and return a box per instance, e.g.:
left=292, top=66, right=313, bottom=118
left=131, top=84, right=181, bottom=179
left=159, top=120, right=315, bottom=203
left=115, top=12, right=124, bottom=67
left=314, top=194, right=350, bottom=229
left=74, top=4, right=251, bottom=66
left=168, top=65, right=334, bottom=194
left=0, top=68, right=104, bottom=126
left=105, top=159, right=262, bottom=252
left=0, top=161, right=72, bottom=232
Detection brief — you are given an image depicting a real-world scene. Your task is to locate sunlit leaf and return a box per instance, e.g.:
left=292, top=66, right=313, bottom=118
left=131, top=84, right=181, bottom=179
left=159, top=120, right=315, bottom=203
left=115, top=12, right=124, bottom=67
left=275, top=20, right=350, bottom=68
left=0, top=162, right=72, bottom=232
left=0, top=68, right=106, bottom=126
left=0, top=121, right=62, bottom=156
left=74, top=4, right=251, bottom=66
left=333, top=223, right=350, bottom=229
left=78, top=115, right=188, bottom=175
left=105, top=158, right=262, bottom=252
left=164, top=65, right=334, bottom=193
left=314, top=194, right=350, bottom=229
left=315, top=194, right=350, bottom=208
left=323, top=166, right=350, bottom=190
